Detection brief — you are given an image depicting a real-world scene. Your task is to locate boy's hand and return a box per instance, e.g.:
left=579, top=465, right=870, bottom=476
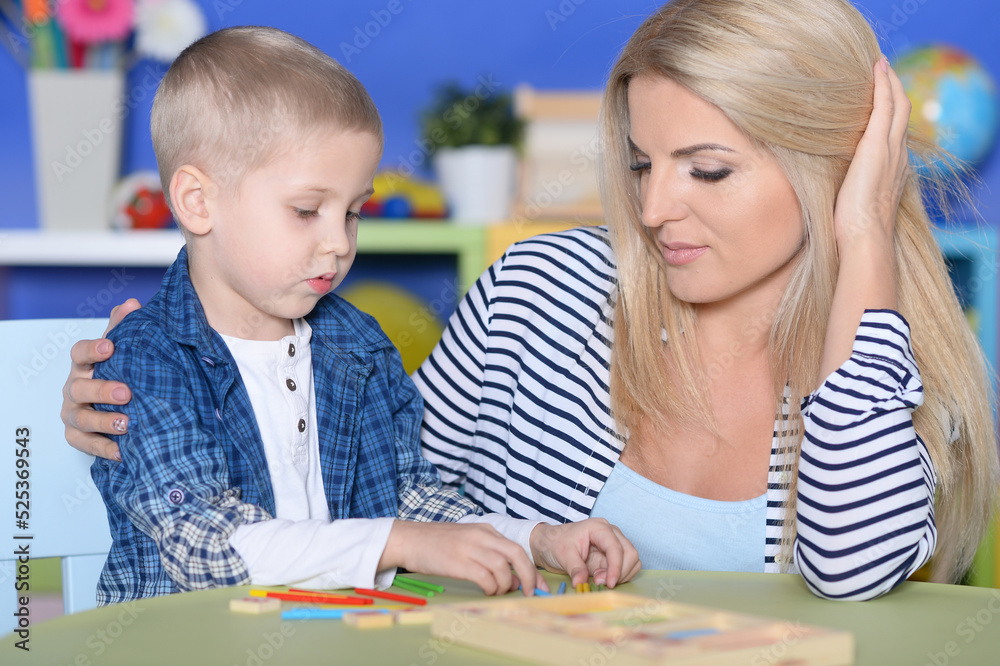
left=61, top=298, right=141, bottom=460
left=529, top=518, right=641, bottom=589
left=381, top=521, right=542, bottom=596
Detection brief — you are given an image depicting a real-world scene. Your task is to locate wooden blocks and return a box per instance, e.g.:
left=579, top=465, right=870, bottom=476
left=393, top=609, right=434, bottom=626
left=229, top=597, right=281, bottom=614
left=339, top=609, right=434, bottom=628
left=343, top=611, right=395, bottom=629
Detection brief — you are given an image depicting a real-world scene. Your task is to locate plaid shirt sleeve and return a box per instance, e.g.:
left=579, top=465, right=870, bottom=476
left=95, top=326, right=272, bottom=591
left=376, top=344, right=485, bottom=522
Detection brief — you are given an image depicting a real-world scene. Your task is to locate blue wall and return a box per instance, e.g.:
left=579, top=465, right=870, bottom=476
left=1, top=0, right=998, bottom=231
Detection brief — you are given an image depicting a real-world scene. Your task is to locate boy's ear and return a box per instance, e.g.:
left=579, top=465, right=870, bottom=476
left=170, top=166, right=216, bottom=236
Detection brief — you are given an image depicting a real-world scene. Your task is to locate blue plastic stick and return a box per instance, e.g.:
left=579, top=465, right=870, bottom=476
left=666, top=627, right=720, bottom=640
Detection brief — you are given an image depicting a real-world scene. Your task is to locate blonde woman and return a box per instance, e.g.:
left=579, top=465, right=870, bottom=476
left=63, top=0, right=997, bottom=600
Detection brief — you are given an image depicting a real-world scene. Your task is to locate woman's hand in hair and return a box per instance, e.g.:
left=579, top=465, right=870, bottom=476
left=832, top=56, right=911, bottom=255
left=819, top=58, right=910, bottom=383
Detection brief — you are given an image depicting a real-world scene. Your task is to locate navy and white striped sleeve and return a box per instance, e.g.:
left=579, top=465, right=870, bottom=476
left=795, top=309, right=937, bottom=600
left=412, top=255, right=500, bottom=491
left=381, top=343, right=484, bottom=522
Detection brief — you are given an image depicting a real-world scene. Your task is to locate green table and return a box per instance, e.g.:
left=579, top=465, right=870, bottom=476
left=4, top=571, right=999, bottom=665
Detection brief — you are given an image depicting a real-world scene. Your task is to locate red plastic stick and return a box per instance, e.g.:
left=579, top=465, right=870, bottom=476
left=354, top=588, right=427, bottom=606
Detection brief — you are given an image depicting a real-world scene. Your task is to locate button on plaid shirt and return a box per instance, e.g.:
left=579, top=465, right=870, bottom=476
left=92, top=248, right=481, bottom=604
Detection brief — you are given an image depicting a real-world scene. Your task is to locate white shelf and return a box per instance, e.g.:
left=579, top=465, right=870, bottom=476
left=0, top=230, right=185, bottom=267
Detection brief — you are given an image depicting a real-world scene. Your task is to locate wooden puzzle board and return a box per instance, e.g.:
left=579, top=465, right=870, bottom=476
left=430, top=592, right=854, bottom=666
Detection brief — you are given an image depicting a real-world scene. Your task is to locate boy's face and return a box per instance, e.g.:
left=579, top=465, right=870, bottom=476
left=193, top=129, right=381, bottom=340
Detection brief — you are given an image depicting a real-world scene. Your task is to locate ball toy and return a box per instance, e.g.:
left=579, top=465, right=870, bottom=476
left=337, top=281, right=444, bottom=374
left=895, top=45, right=999, bottom=166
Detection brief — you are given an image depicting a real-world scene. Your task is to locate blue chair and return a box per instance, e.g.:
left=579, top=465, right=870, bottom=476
left=0, top=318, right=112, bottom=636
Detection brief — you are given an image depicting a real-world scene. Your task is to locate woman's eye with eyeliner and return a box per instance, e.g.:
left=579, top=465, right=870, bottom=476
left=629, top=161, right=651, bottom=172
left=691, top=168, right=732, bottom=182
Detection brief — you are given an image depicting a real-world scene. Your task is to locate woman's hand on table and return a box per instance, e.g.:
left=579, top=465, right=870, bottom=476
left=529, top=518, right=641, bottom=589
left=61, top=298, right=141, bottom=461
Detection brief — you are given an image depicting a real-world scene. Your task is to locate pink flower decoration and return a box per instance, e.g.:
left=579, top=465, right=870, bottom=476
left=57, top=0, right=135, bottom=45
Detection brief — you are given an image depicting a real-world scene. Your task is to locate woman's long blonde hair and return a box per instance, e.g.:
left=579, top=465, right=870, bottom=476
left=601, top=0, right=998, bottom=582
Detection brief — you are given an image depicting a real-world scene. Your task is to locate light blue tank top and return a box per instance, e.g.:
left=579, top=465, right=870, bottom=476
left=590, top=461, right=766, bottom=572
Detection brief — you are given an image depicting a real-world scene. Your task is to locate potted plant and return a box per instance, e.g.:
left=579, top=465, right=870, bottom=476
left=419, top=80, right=524, bottom=224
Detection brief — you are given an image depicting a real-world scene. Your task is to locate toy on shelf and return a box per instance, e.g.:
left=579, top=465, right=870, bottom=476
left=431, top=592, right=854, bottom=666
left=362, top=171, right=448, bottom=219
left=513, top=85, right=604, bottom=221
left=894, top=44, right=999, bottom=169
left=337, top=281, right=444, bottom=375
left=110, top=171, right=174, bottom=230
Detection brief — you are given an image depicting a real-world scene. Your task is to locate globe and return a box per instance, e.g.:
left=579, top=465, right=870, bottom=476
left=894, top=45, right=999, bottom=166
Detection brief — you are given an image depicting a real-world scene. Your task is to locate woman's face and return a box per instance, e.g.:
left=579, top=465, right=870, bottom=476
left=627, top=75, right=804, bottom=309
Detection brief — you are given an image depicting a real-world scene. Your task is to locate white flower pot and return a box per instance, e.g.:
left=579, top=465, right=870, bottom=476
left=28, top=70, right=125, bottom=230
left=434, top=145, right=517, bottom=224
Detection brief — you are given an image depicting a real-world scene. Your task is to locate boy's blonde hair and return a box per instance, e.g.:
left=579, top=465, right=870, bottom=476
left=152, top=26, right=383, bottom=209
left=601, top=0, right=998, bottom=583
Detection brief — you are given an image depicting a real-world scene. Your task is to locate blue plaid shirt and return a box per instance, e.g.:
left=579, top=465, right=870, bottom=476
left=92, top=247, right=481, bottom=605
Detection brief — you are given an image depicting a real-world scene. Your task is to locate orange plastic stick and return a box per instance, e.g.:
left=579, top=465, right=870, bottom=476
left=287, top=588, right=370, bottom=604
left=265, top=591, right=371, bottom=605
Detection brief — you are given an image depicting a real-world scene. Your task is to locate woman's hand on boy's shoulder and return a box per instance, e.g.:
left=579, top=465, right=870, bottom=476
left=61, top=298, right=142, bottom=461
left=529, top=518, right=641, bottom=589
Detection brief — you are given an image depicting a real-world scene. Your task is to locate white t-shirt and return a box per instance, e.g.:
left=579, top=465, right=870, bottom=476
left=223, top=320, right=537, bottom=590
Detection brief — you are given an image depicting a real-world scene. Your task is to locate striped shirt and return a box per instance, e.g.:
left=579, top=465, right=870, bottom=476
left=414, top=226, right=936, bottom=600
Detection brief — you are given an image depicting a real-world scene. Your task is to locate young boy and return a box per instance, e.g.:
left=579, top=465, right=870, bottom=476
left=91, top=26, right=637, bottom=604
